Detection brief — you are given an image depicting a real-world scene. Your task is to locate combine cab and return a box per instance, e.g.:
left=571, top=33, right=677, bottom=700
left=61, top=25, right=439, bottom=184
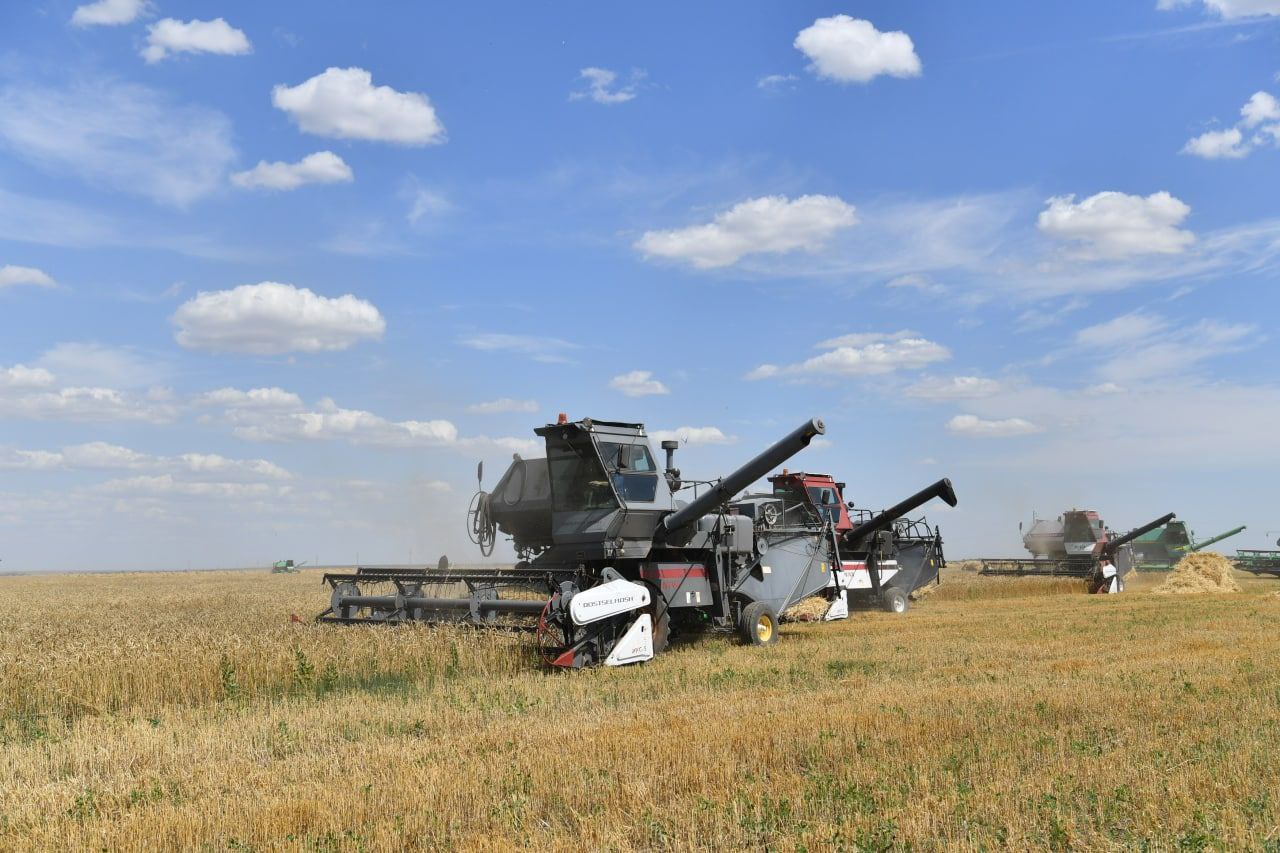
left=318, top=416, right=958, bottom=667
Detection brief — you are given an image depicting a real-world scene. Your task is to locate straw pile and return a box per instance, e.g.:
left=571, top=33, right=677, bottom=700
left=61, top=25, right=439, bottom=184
left=783, top=595, right=829, bottom=621
left=1153, top=552, right=1240, bottom=595
left=909, top=581, right=939, bottom=601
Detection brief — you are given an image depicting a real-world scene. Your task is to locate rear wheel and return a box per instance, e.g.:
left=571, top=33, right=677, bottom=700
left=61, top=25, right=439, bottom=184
left=882, top=587, right=909, bottom=614
left=739, top=601, right=779, bottom=646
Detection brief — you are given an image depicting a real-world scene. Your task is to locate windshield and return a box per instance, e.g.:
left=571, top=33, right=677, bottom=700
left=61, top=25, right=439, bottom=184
left=1064, top=514, right=1098, bottom=545
left=547, top=435, right=618, bottom=512
left=597, top=439, right=659, bottom=503
left=772, top=480, right=805, bottom=502
left=806, top=485, right=842, bottom=524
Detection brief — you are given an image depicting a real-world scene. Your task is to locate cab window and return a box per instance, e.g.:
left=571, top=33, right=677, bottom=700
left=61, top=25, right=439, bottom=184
left=597, top=440, right=659, bottom=503
left=806, top=486, right=843, bottom=524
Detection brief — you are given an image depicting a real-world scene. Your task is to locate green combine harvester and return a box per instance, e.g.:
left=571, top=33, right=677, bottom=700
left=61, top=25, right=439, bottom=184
left=1235, top=535, right=1280, bottom=578
left=1129, top=521, right=1246, bottom=571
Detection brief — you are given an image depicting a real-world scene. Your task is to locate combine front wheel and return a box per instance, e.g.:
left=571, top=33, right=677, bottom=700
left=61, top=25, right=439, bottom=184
left=740, top=601, right=779, bottom=646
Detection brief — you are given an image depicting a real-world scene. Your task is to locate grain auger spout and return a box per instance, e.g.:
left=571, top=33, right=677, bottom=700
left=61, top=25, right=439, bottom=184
left=1102, top=512, right=1176, bottom=560
left=1182, top=525, right=1247, bottom=554
left=842, top=478, right=958, bottom=547
left=659, top=417, right=825, bottom=535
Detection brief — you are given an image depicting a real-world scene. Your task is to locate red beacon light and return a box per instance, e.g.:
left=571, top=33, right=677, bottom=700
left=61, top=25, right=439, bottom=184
left=557, top=412, right=569, bottom=425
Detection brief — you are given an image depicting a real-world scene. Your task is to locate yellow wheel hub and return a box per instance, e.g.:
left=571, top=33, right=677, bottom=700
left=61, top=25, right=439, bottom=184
left=756, top=614, right=774, bottom=642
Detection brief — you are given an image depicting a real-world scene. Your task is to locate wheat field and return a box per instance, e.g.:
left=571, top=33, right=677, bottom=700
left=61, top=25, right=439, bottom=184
left=1, top=564, right=1278, bottom=851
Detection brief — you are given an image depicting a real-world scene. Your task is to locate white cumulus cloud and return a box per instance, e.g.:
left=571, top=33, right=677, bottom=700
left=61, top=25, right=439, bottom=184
left=95, top=475, right=287, bottom=500
left=0, top=80, right=235, bottom=206
left=0, top=441, right=290, bottom=481
left=231, top=151, right=353, bottom=191
left=0, top=364, right=56, bottom=389
left=748, top=331, right=949, bottom=381
left=1037, top=191, right=1194, bottom=259
left=228, top=398, right=458, bottom=448
left=794, top=15, right=922, bottom=84
left=905, top=376, right=1003, bottom=400
left=172, top=282, right=386, bottom=355
left=1183, top=91, right=1280, bottom=160
left=0, top=265, right=56, bottom=290
left=70, top=0, right=147, bottom=27
left=608, top=370, right=670, bottom=397
left=570, top=67, right=642, bottom=104
left=946, top=414, right=1040, bottom=437
left=272, top=67, right=445, bottom=145
left=636, top=194, right=857, bottom=269
left=466, top=398, right=539, bottom=414
left=205, top=387, right=538, bottom=459
left=1182, top=127, right=1248, bottom=159
left=1241, top=91, right=1280, bottom=125
left=196, top=387, right=305, bottom=410
left=649, top=426, right=735, bottom=446
left=142, top=18, right=252, bottom=63
left=0, top=363, right=176, bottom=423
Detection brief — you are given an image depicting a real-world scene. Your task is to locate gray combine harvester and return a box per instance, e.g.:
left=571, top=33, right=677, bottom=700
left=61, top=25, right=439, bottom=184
left=319, top=416, right=957, bottom=667
left=980, top=510, right=1176, bottom=589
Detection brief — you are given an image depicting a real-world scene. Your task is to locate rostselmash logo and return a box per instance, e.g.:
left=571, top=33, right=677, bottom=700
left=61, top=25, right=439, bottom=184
left=581, top=595, right=640, bottom=608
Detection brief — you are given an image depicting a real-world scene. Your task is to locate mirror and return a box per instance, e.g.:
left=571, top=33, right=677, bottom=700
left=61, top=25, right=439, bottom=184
left=476, top=460, right=484, bottom=486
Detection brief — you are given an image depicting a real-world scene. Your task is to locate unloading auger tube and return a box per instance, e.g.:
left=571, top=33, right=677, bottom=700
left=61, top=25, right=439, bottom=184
left=661, top=417, right=825, bottom=534
left=1103, top=512, right=1176, bottom=558
left=844, top=478, right=958, bottom=545
left=1183, top=525, right=1247, bottom=554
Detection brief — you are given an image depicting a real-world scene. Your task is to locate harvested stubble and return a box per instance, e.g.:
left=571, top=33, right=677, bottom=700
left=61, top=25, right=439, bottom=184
left=2, top=566, right=1279, bottom=850
left=1154, top=552, right=1242, bottom=595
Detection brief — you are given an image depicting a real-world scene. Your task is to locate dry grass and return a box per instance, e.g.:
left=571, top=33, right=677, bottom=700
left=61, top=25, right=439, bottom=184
left=2, top=565, right=1279, bottom=850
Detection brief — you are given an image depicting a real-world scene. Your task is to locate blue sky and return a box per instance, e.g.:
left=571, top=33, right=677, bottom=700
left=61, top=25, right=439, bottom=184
left=2, top=0, right=1280, bottom=571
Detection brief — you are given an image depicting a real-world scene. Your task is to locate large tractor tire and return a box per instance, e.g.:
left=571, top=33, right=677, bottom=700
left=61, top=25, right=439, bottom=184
left=739, top=601, right=779, bottom=646
left=881, top=587, right=909, bottom=614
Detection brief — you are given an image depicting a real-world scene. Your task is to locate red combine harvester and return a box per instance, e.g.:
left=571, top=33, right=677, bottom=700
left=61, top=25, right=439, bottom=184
left=738, top=469, right=950, bottom=615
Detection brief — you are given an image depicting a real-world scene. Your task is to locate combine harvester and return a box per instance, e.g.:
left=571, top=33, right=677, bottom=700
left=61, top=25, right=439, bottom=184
left=1128, top=522, right=1246, bottom=571
left=980, top=509, right=1176, bottom=589
left=1235, top=535, right=1280, bottom=578
left=318, top=416, right=957, bottom=667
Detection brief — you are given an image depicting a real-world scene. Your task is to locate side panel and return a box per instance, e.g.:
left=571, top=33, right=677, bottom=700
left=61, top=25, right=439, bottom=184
left=883, top=540, right=941, bottom=592
left=640, top=562, right=714, bottom=608
left=731, top=532, right=830, bottom=615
